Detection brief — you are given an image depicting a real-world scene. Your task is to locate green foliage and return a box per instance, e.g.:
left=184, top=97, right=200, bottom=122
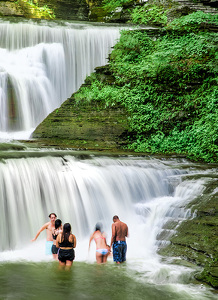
left=18, top=0, right=56, bottom=19
left=76, top=12, right=218, bottom=163
left=130, top=4, right=168, bottom=26
left=167, top=11, right=218, bottom=32
left=102, top=0, right=135, bottom=12
left=75, top=77, right=122, bottom=108
left=109, top=30, right=154, bottom=82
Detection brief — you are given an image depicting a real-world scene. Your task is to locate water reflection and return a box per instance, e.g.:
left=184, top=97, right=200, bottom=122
left=1, top=262, right=216, bottom=300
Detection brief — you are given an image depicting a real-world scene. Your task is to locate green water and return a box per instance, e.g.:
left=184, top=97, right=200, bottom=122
left=0, top=262, right=216, bottom=300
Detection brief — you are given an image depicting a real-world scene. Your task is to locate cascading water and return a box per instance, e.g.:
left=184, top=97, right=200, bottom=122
left=0, top=155, right=210, bottom=255
left=0, top=20, right=121, bottom=138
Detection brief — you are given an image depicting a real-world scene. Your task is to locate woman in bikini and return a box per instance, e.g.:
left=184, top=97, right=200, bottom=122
left=51, top=219, right=62, bottom=260
left=89, top=223, right=109, bottom=264
left=56, top=223, right=76, bottom=270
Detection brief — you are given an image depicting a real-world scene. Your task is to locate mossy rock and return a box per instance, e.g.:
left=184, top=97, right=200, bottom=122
left=33, top=97, right=129, bottom=150
left=159, top=176, right=218, bottom=288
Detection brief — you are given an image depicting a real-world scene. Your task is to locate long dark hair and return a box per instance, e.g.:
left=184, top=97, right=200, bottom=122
left=61, top=223, right=71, bottom=242
left=55, top=219, right=62, bottom=229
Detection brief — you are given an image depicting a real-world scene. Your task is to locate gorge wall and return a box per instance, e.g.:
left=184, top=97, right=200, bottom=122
left=0, top=0, right=89, bottom=20
left=0, top=0, right=217, bottom=21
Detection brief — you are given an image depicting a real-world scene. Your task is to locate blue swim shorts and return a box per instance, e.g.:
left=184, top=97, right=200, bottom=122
left=112, top=241, right=127, bottom=263
left=45, top=241, right=53, bottom=255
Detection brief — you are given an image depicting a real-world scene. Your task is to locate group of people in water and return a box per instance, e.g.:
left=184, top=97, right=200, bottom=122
left=31, top=213, right=128, bottom=270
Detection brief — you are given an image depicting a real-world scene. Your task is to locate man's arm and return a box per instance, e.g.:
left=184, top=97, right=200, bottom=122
left=110, top=223, right=116, bottom=248
left=31, top=222, right=49, bottom=242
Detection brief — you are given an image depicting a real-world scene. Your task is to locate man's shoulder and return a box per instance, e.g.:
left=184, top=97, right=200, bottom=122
left=120, top=220, right=127, bottom=225
left=121, top=221, right=128, bottom=228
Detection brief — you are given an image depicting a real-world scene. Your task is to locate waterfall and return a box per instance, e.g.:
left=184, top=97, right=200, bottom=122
left=0, top=155, right=208, bottom=260
left=0, top=20, right=121, bottom=138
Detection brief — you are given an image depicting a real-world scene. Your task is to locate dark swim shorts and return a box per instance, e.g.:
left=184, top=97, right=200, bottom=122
left=58, top=248, right=75, bottom=262
left=52, top=244, right=58, bottom=255
left=112, top=241, right=127, bottom=263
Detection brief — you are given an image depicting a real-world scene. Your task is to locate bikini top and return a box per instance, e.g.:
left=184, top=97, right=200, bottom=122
left=52, top=233, right=58, bottom=240
left=59, top=235, right=74, bottom=248
left=94, top=234, right=106, bottom=242
left=52, top=229, right=61, bottom=240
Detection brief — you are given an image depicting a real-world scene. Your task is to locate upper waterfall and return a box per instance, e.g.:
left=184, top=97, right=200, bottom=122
left=0, top=20, right=121, bottom=138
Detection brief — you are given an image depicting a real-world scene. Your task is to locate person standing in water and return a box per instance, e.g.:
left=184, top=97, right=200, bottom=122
left=31, top=213, right=57, bottom=255
left=89, top=223, right=109, bottom=264
left=110, top=215, right=128, bottom=264
left=51, top=219, right=62, bottom=260
left=56, top=223, right=76, bottom=270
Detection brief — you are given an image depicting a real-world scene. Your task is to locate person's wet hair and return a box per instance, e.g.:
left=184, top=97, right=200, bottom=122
left=95, top=222, right=102, bottom=232
left=49, top=213, right=57, bottom=218
left=55, top=219, right=62, bottom=229
left=62, top=223, right=71, bottom=242
left=113, top=215, right=119, bottom=221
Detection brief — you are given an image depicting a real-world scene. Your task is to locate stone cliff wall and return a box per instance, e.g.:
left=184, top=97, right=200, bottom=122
left=0, top=0, right=89, bottom=20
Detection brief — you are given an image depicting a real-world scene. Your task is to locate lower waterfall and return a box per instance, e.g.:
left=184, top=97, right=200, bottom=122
left=0, top=154, right=216, bottom=299
left=0, top=155, right=209, bottom=254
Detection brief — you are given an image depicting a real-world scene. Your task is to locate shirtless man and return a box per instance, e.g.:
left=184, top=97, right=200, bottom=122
left=31, top=213, right=57, bottom=255
left=110, top=215, right=128, bottom=264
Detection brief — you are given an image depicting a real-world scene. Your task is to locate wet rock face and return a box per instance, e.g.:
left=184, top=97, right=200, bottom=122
left=0, top=0, right=89, bottom=20
left=37, top=0, right=89, bottom=20
left=32, top=97, right=129, bottom=150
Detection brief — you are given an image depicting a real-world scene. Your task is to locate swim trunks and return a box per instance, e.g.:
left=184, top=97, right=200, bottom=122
left=112, top=241, right=127, bottom=263
left=52, top=244, right=58, bottom=255
left=58, top=248, right=75, bottom=262
left=45, top=241, right=53, bottom=255
left=96, top=249, right=108, bottom=255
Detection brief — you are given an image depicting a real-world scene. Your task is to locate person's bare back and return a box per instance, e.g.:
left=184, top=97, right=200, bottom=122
left=110, top=215, right=128, bottom=264
left=112, top=221, right=128, bottom=242
left=111, top=216, right=128, bottom=245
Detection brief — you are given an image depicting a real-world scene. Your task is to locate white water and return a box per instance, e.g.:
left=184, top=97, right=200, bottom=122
left=0, top=155, right=216, bottom=299
left=0, top=156, right=208, bottom=255
left=0, top=20, right=121, bottom=138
